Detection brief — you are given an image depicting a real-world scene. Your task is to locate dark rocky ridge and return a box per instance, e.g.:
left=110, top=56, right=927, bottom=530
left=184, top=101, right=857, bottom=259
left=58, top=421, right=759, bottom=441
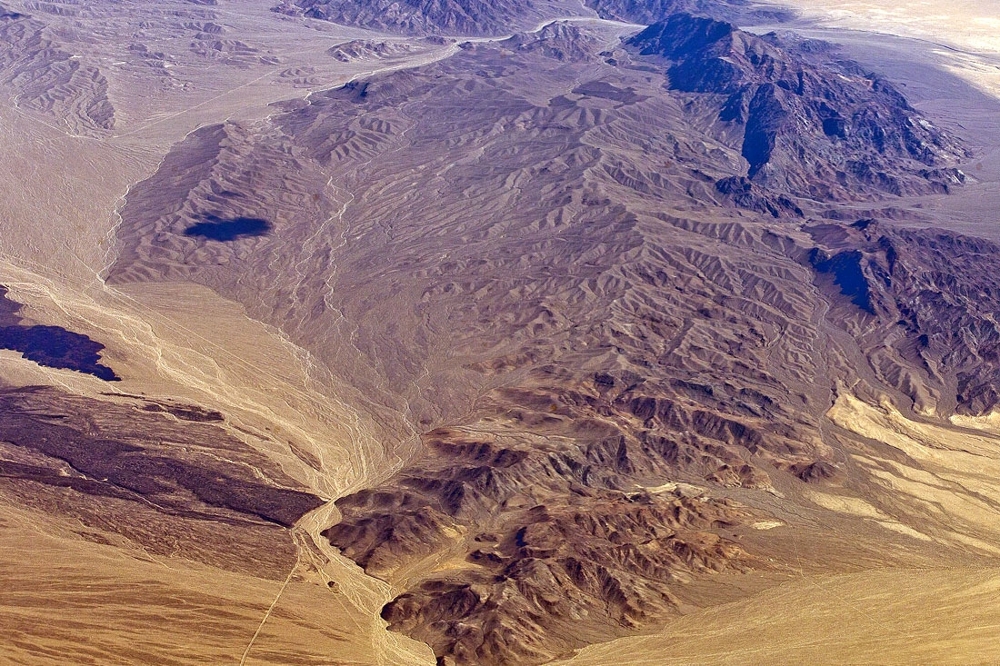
left=335, top=213, right=1000, bottom=663
left=0, top=386, right=323, bottom=575
left=627, top=15, right=968, bottom=199
left=714, top=175, right=802, bottom=218
left=136, top=397, right=226, bottom=422
left=107, top=20, right=980, bottom=666
left=587, top=0, right=796, bottom=26
left=326, top=381, right=785, bottom=664
left=380, top=488, right=753, bottom=665
left=279, top=0, right=552, bottom=36
left=0, top=386, right=322, bottom=528
left=500, top=21, right=610, bottom=63
left=806, top=221, right=1000, bottom=416
left=279, top=0, right=794, bottom=36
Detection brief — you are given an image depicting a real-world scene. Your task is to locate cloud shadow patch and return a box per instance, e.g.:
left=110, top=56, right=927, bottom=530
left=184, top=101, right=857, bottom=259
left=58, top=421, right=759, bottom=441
left=183, top=215, right=272, bottom=242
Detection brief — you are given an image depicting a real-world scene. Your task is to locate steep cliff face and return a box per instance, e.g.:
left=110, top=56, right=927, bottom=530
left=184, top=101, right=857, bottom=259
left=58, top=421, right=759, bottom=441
left=627, top=15, right=968, bottom=199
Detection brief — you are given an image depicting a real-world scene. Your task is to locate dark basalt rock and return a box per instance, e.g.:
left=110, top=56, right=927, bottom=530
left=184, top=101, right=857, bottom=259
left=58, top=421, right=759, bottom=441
left=586, top=0, right=796, bottom=26
left=0, top=386, right=323, bottom=528
left=626, top=14, right=968, bottom=199
left=140, top=401, right=225, bottom=422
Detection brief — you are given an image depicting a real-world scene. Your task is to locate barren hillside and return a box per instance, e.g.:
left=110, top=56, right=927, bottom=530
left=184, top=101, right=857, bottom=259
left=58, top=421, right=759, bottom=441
left=3, top=0, right=1000, bottom=664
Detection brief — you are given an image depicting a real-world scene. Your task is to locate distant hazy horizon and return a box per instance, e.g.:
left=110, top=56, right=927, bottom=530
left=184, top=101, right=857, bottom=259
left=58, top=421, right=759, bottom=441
left=776, top=0, right=1000, bottom=98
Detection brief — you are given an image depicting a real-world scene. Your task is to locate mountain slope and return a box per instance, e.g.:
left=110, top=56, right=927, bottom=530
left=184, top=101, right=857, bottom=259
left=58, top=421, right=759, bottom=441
left=0, top=5, right=115, bottom=134
left=587, top=0, right=795, bottom=25
left=626, top=15, right=968, bottom=198
left=98, top=16, right=999, bottom=664
left=277, top=0, right=582, bottom=36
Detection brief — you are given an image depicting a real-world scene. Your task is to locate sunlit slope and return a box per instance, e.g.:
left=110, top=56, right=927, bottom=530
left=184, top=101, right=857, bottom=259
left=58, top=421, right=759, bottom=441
left=0, top=1, right=473, bottom=664
left=559, top=566, right=1000, bottom=665
left=4, top=0, right=1000, bottom=664
left=562, top=389, right=1000, bottom=665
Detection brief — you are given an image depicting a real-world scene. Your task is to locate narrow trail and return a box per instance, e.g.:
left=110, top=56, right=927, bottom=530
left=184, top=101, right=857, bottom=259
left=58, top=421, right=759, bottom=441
left=238, top=567, right=297, bottom=666
left=237, top=501, right=434, bottom=665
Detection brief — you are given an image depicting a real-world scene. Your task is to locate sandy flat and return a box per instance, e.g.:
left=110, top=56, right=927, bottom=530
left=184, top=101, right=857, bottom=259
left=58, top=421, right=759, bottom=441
left=776, top=0, right=1000, bottom=54
left=0, top=499, right=400, bottom=666
left=773, top=0, right=1000, bottom=99
left=557, top=566, right=1000, bottom=665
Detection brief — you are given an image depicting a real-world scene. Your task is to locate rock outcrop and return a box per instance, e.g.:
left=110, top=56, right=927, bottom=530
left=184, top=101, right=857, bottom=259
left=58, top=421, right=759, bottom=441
left=587, top=0, right=796, bottom=25
left=281, top=0, right=553, bottom=36
left=627, top=15, right=968, bottom=199
left=0, top=386, right=323, bottom=576
left=107, top=18, right=975, bottom=666
left=807, top=221, right=1000, bottom=416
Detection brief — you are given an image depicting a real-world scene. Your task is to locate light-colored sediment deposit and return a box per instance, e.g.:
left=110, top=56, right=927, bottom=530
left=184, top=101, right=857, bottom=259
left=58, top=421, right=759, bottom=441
left=4, top=0, right=1000, bottom=664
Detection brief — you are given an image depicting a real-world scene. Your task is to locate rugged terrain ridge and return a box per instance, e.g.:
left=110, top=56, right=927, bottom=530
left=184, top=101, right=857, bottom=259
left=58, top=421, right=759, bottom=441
left=627, top=14, right=968, bottom=199
left=4, top=0, right=1000, bottom=664
left=100, top=11, right=992, bottom=664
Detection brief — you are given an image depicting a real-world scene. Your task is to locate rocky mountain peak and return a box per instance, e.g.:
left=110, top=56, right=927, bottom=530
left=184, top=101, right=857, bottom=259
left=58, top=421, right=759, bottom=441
left=630, top=13, right=738, bottom=63
left=626, top=14, right=968, bottom=198
left=586, top=0, right=797, bottom=25
left=499, top=21, right=608, bottom=61
left=284, top=0, right=546, bottom=36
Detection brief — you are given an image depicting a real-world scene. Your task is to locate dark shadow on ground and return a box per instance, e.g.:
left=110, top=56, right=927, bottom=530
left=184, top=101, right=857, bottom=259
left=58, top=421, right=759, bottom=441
left=183, top=215, right=272, bottom=241
left=0, top=286, right=120, bottom=381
